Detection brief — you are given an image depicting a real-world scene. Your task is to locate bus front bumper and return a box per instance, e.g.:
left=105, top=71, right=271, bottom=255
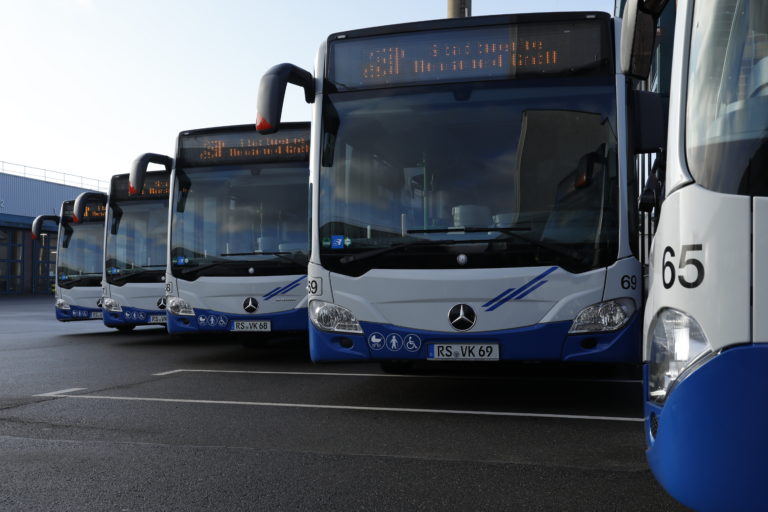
left=166, top=307, right=307, bottom=335
left=644, top=344, right=768, bottom=512
left=55, top=305, right=102, bottom=322
left=103, top=307, right=167, bottom=327
left=308, top=313, right=640, bottom=363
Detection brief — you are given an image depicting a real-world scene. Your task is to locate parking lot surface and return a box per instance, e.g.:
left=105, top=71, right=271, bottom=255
left=0, top=296, right=687, bottom=511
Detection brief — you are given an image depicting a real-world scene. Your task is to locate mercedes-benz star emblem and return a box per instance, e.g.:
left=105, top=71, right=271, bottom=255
left=243, top=297, right=259, bottom=313
left=157, top=297, right=167, bottom=310
left=96, top=298, right=103, bottom=308
left=448, top=304, right=476, bottom=331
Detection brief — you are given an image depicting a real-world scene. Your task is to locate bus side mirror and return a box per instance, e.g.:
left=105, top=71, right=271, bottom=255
left=110, top=203, right=123, bottom=235
left=620, top=0, right=670, bottom=79
left=130, top=153, right=173, bottom=196
left=31, top=215, right=60, bottom=240
left=639, top=154, right=666, bottom=226
left=61, top=222, right=74, bottom=249
left=631, top=90, right=668, bottom=154
left=639, top=174, right=661, bottom=213
left=256, top=63, right=315, bottom=134
left=73, top=192, right=107, bottom=223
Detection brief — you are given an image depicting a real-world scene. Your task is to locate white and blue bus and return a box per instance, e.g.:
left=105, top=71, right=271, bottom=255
left=257, top=12, right=664, bottom=366
left=75, top=169, right=171, bottom=331
left=130, top=123, right=311, bottom=336
left=32, top=198, right=106, bottom=322
left=628, top=0, right=768, bottom=508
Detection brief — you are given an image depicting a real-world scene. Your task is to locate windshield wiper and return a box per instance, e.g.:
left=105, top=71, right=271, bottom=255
left=109, top=268, right=164, bottom=284
left=339, top=238, right=501, bottom=265
left=220, top=251, right=309, bottom=265
left=407, top=227, right=531, bottom=234
left=409, top=227, right=586, bottom=268
left=59, top=274, right=101, bottom=287
left=175, top=260, right=251, bottom=278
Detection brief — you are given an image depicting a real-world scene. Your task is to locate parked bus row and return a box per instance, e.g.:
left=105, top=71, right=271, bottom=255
left=31, top=1, right=767, bottom=509
left=37, top=9, right=663, bottom=368
left=33, top=123, right=312, bottom=338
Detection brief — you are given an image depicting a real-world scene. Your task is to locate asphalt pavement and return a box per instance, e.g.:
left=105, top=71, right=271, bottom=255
left=0, top=296, right=689, bottom=511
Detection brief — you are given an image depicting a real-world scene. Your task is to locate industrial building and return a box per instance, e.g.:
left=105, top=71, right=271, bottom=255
left=0, top=162, right=107, bottom=295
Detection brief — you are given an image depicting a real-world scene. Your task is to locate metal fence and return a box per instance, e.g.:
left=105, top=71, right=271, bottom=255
left=0, top=160, right=109, bottom=192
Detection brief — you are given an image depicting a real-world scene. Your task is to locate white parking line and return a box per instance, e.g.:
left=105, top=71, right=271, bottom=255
left=36, top=389, right=643, bottom=422
left=34, top=387, right=87, bottom=397
left=152, top=368, right=642, bottom=384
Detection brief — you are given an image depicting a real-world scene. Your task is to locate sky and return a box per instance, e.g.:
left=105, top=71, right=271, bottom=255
left=0, top=0, right=615, bottom=184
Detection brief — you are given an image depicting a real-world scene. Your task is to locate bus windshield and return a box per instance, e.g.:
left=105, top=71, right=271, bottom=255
left=686, top=0, right=768, bottom=195
left=105, top=200, right=167, bottom=284
left=318, top=79, right=619, bottom=275
left=170, top=163, right=309, bottom=279
left=57, top=221, right=103, bottom=288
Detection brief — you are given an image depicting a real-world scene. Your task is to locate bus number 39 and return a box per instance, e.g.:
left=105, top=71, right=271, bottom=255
left=662, top=244, right=705, bottom=289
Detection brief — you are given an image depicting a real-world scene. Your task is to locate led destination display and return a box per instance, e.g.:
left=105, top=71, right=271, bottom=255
left=111, top=172, right=170, bottom=201
left=329, top=19, right=608, bottom=89
left=80, top=203, right=107, bottom=221
left=179, top=127, right=310, bottom=167
left=61, top=200, right=106, bottom=221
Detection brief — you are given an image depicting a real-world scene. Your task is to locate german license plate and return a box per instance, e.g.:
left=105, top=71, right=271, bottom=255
left=91, top=311, right=103, bottom=319
left=231, top=320, right=271, bottom=332
left=427, top=343, right=499, bottom=361
left=149, top=315, right=166, bottom=324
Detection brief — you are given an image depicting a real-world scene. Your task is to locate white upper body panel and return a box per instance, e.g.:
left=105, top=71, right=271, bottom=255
left=329, top=266, right=605, bottom=332
left=169, top=274, right=307, bottom=314
left=105, top=282, right=166, bottom=311
left=59, top=285, right=101, bottom=309
left=643, top=184, right=751, bottom=359
left=664, top=0, right=695, bottom=195
left=753, top=198, right=768, bottom=342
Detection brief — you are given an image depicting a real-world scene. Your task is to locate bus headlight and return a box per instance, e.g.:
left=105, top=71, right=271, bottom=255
left=569, top=298, right=635, bottom=334
left=309, top=300, right=363, bottom=334
left=102, top=298, right=122, bottom=312
left=167, top=297, right=195, bottom=316
left=55, top=299, right=70, bottom=310
left=648, top=308, right=712, bottom=404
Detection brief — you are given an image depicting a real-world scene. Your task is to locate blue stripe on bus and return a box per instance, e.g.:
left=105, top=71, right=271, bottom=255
left=264, top=275, right=306, bottom=300
left=482, top=288, right=516, bottom=309
left=484, top=266, right=558, bottom=312
left=514, top=280, right=548, bottom=300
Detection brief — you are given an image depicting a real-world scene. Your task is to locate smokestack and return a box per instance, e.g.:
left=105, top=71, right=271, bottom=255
left=448, top=0, right=471, bottom=18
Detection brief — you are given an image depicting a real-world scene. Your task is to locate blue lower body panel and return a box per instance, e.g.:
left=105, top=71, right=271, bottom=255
left=309, top=313, right=640, bottom=363
left=167, top=307, right=308, bottom=335
left=55, top=305, right=102, bottom=322
left=645, top=344, right=768, bottom=512
left=103, top=307, right=167, bottom=328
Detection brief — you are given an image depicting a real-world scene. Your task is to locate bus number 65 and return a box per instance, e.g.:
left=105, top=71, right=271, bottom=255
left=663, top=244, right=704, bottom=289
